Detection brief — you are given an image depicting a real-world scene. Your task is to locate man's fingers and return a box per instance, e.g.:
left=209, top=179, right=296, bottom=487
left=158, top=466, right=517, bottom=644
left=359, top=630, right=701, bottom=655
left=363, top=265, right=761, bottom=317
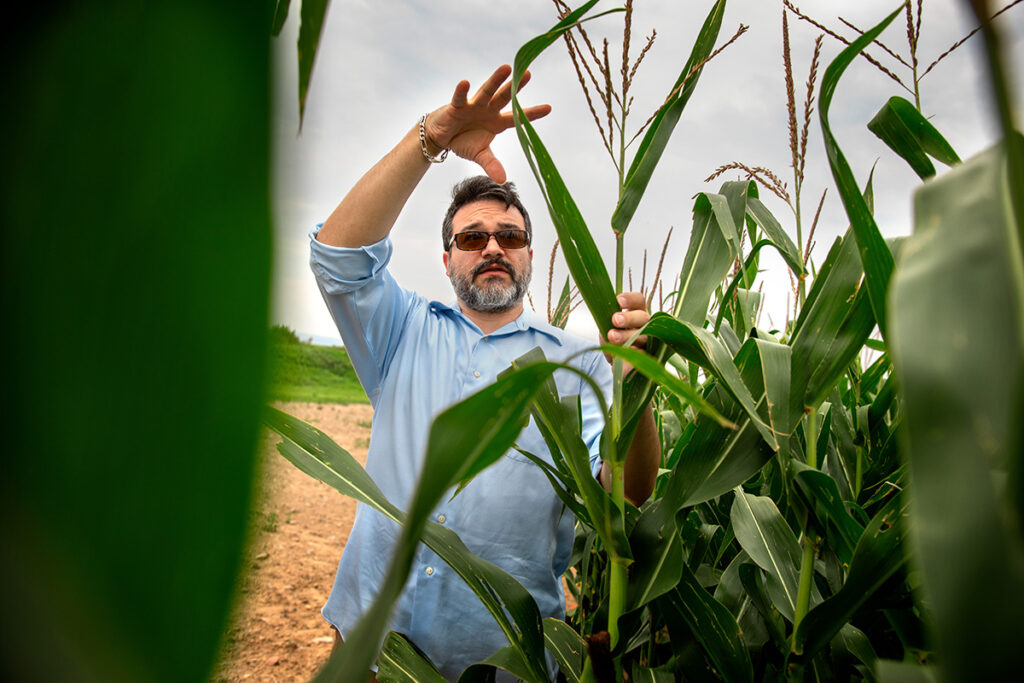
left=474, top=148, right=507, bottom=184
left=616, top=291, right=647, bottom=311
left=612, top=310, right=648, bottom=329
left=490, top=69, right=533, bottom=109
left=473, top=64, right=513, bottom=103
left=521, top=104, right=553, bottom=122
left=608, top=290, right=650, bottom=350
left=607, top=329, right=648, bottom=348
left=451, top=80, right=470, bottom=108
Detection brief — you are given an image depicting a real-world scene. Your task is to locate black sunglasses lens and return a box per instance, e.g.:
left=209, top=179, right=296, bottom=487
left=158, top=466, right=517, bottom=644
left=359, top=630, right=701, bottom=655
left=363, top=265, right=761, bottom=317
left=496, top=230, right=529, bottom=248
left=453, top=230, right=529, bottom=250
left=454, top=232, right=488, bottom=250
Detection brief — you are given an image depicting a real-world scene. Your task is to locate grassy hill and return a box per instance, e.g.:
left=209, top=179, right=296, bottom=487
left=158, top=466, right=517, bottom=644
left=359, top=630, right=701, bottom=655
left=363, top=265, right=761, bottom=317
left=267, top=326, right=368, bottom=404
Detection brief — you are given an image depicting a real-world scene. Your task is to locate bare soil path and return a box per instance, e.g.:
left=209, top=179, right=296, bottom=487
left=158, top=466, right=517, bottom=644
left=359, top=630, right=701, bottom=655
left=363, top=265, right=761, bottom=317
left=213, top=402, right=372, bottom=682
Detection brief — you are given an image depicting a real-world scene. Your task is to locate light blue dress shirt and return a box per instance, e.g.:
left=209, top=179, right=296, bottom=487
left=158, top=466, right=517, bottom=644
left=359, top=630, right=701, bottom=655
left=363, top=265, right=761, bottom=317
left=309, top=229, right=612, bottom=679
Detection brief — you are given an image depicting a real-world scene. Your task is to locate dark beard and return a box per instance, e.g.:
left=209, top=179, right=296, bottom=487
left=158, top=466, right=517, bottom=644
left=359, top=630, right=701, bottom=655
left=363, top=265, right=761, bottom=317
left=449, top=257, right=532, bottom=313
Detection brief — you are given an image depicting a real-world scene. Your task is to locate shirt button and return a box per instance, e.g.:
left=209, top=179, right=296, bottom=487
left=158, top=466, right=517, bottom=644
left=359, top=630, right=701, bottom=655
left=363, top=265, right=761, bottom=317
left=437, top=514, right=446, bottom=524
left=473, top=371, right=481, bottom=378
left=483, top=336, right=489, bottom=342
left=425, top=566, right=434, bottom=576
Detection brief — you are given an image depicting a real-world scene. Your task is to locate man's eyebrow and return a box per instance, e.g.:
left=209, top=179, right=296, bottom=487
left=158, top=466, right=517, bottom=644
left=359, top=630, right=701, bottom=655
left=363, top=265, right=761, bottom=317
left=456, top=221, right=525, bottom=232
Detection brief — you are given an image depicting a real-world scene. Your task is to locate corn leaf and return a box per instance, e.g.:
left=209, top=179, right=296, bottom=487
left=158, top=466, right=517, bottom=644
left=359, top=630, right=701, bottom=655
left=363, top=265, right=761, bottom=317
left=600, top=343, right=733, bottom=429
left=789, top=228, right=874, bottom=417
left=824, top=388, right=861, bottom=501
left=747, top=195, right=804, bottom=277
left=714, top=183, right=749, bottom=254
left=612, top=0, right=728, bottom=235
left=731, top=491, right=818, bottom=622
left=264, top=406, right=400, bottom=515
left=719, top=180, right=754, bottom=246
left=818, top=6, right=902, bottom=339
left=715, top=239, right=779, bottom=333
left=643, top=314, right=782, bottom=450
left=789, top=461, right=864, bottom=567
left=737, top=563, right=788, bottom=649
left=456, top=646, right=535, bottom=683
left=793, top=495, right=908, bottom=659
left=538, top=394, right=633, bottom=563
left=867, top=96, right=961, bottom=180
left=888, top=138, right=1024, bottom=681
left=657, top=566, right=753, bottom=683
left=730, top=288, right=761, bottom=338
left=511, top=0, right=621, bottom=334
left=542, top=618, right=586, bottom=683
left=297, top=0, right=330, bottom=126
left=650, top=336, right=786, bottom=515
left=675, top=193, right=738, bottom=325
left=505, top=350, right=633, bottom=564
left=631, top=665, right=677, bottom=683
left=626, top=507, right=685, bottom=610
left=832, top=625, right=879, bottom=680
left=747, top=336, right=793, bottom=451
left=377, top=632, right=448, bottom=683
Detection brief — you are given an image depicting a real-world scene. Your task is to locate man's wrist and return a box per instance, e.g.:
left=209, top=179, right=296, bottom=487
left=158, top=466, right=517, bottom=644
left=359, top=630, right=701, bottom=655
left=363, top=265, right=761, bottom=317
left=418, top=114, right=448, bottom=163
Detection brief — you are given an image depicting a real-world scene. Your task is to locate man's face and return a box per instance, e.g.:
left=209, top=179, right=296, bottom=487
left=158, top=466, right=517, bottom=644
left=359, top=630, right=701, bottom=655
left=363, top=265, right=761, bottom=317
left=443, top=199, right=533, bottom=314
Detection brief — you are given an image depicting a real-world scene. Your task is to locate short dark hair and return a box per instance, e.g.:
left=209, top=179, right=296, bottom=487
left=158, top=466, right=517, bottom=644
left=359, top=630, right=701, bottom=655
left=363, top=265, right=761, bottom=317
left=441, top=176, right=532, bottom=250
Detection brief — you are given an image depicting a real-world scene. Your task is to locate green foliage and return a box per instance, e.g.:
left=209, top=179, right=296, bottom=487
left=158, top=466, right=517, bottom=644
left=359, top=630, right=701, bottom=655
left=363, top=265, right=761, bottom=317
left=269, top=323, right=301, bottom=345
left=261, top=511, right=280, bottom=533
left=889, top=136, right=1024, bottom=681
left=270, top=0, right=332, bottom=126
left=1, top=1, right=270, bottom=681
left=868, top=96, right=962, bottom=180
left=267, top=336, right=368, bottom=404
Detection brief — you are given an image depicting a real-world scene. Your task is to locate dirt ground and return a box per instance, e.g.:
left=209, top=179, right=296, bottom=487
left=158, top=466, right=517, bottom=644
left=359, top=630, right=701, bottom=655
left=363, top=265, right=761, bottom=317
left=212, top=402, right=373, bottom=682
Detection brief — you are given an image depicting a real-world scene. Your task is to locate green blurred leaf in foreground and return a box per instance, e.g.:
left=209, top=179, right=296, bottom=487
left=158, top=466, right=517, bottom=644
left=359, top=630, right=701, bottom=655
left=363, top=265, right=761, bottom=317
left=0, top=2, right=271, bottom=680
left=889, top=135, right=1024, bottom=682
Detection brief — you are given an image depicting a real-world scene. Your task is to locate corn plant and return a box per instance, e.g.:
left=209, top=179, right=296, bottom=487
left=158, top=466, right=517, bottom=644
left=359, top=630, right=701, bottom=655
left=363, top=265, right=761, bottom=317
left=265, top=1, right=1023, bottom=681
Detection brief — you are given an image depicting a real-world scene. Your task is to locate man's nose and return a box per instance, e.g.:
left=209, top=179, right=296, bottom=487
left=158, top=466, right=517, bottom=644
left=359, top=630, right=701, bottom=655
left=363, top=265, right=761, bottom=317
left=480, top=233, right=505, bottom=257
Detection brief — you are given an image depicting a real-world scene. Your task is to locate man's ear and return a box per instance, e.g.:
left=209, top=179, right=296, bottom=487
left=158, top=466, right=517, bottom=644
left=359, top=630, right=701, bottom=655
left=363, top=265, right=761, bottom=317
left=442, top=251, right=450, bottom=276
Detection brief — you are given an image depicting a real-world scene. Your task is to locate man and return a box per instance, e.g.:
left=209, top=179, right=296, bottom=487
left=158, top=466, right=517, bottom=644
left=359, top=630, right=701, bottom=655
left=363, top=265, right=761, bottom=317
left=309, top=64, right=660, bottom=678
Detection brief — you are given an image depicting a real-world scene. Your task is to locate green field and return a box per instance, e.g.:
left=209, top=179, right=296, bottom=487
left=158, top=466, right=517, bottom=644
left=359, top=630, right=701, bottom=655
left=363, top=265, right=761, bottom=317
left=267, top=327, right=368, bottom=404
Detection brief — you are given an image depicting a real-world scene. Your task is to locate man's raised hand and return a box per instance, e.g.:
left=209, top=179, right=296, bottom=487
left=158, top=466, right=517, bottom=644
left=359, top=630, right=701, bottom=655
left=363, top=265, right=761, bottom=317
left=422, top=64, right=551, bottom=184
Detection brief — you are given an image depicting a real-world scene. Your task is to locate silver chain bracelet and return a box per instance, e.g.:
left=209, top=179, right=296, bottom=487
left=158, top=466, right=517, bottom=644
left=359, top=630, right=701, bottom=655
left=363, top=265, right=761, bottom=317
left=418, top=114, right=449, bottom=164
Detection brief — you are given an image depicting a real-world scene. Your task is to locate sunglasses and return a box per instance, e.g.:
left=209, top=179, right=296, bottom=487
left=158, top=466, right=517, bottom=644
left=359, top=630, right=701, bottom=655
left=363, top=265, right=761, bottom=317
left=448, top=229, right=530, bottom=251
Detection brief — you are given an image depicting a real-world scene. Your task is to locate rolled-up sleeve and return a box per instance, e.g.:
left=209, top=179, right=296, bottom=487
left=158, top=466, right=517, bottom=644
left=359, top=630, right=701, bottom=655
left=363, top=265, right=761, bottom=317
left=309, top=227, right=415, bottom=403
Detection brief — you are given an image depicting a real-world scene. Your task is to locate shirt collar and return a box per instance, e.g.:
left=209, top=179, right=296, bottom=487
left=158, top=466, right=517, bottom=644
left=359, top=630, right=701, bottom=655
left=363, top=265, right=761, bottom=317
left=429, top=300, right=564, bottom=346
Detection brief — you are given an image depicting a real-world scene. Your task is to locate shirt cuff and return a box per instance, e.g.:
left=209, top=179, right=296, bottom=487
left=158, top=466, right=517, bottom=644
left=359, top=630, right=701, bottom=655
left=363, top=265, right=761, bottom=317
left=309, top=225, right=393, bottom=294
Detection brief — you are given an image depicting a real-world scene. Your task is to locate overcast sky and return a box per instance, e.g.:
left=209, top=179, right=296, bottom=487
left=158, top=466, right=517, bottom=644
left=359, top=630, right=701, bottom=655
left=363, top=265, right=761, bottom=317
left=269, top=0, right=1022, bottom=343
